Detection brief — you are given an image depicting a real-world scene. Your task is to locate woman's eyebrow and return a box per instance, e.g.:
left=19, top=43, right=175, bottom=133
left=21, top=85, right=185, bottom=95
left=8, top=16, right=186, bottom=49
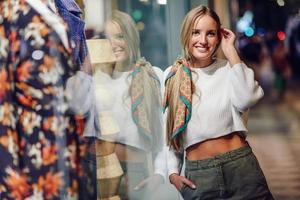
left=192, top=28, right=217, bottom=31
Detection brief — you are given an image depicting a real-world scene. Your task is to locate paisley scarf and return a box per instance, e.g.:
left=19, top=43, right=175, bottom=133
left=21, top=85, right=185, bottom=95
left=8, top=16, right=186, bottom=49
left=130, top=58, right=162, bottom=151
left=163, top=59, right=193, bottom=150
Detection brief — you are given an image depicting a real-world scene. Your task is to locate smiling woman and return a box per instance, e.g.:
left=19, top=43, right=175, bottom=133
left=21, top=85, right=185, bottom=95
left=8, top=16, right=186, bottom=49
left=188, top=15, right=220, bottom=67
left=104, top=11, right=141, bottom=72
left=164, top=5, right=274, bottom=200
left=105, top=20, right=130, bottom=67
left=92, top=10, right=167, bottom=200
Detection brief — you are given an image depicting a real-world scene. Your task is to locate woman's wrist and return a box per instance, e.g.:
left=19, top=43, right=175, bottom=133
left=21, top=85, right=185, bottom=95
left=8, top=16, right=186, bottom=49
left=169, top=173, right=179, bottom=183
left=224, top=47, right=241, bottom=66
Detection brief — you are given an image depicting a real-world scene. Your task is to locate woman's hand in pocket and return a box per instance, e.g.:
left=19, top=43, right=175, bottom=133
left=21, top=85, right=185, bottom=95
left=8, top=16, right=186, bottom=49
left=169, top=173, right=196, bottom=191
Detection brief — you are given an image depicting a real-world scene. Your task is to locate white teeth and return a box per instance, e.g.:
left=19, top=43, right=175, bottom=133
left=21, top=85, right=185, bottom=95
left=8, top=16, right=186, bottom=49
left=195, top=47, right=207, bottom=52
left=114, top=49, right=123, bottom=53
left=113, top=48, right=123, bottom=51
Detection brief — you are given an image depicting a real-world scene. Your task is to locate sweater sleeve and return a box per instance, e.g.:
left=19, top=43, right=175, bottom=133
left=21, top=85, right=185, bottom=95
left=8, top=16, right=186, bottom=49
left=152, top=66, right=168, bottom=180
left=153, top=113, right=184, bottom=180
left=152, top=66, right=165, bottom=97
left=229, top=62, right=264, bottom=112
left=66, top=71, right=94, bottom=116
left=66, top=71, right=100, bottom=137
left=167, top=149, right=183, bottom=177
left=153, top=146, right=168, bottom=180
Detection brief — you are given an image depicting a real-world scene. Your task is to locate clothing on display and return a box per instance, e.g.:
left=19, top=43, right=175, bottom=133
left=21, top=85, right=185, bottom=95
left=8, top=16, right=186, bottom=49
left=54, top=0, right=92, bottom=74
left=0, top=0, right=94, bottom=199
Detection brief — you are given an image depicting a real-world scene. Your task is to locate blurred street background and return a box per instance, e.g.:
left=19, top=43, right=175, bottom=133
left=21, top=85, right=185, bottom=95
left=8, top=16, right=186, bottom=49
left=248, top=83, right=300, bottom=200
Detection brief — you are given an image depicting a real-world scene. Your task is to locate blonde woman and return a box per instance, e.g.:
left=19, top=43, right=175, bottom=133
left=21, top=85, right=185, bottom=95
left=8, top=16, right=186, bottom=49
left=164, top=5, right=274, bottom=199
left=102, top=10, right=166, bottom=200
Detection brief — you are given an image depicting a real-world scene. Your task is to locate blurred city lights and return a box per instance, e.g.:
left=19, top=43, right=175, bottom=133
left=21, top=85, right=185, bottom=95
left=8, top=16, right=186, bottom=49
left=237, top=11, right=254, bottom=33
left=277, top=31, right=286, bottom=40
left=245, top=27, right=255, bottom=37
left=132, top=10, right=143, bottom=21
left=237, top=20, right=249, bottom=32
left=157, top=0, right=167, bottom=5
left=136, top=22, right=145, bottom=31
left=277, top=0, right=285, bottom=6
left=257, top=27, right=266, bottom=37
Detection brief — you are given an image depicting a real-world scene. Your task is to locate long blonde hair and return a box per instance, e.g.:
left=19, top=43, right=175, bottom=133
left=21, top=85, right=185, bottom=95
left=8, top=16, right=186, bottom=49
left=165, top=5, right=221, bottom=151
left=165, top=59, right=194, bottom=150
left=110, top=10, right=141, bottom=66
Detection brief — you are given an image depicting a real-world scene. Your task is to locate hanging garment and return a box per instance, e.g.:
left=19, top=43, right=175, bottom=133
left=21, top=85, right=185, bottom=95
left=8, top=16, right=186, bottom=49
left=0, top=0, right=94, bottom=199
left=54, top=0, right=92, bottom=74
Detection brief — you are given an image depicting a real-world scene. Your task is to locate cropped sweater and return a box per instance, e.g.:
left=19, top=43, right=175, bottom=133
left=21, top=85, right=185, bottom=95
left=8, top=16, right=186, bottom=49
left=164, top=59, right=264, bottom=176
left=67, top=67, right=167, bottom=178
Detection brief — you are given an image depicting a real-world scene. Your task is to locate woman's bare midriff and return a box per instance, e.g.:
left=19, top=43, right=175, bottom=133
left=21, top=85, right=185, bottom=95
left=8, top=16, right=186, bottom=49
left=115, top=143, right=147, bottom=162
left=186, top=132, right=247, bottom=160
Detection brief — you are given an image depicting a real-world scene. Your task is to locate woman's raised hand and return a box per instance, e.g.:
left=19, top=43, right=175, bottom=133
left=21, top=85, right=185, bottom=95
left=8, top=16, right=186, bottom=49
left=220, top=28, right=241, bottom=66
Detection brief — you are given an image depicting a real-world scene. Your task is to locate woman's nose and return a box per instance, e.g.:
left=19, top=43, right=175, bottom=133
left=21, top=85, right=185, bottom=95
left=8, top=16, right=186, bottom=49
left=198, top=34, right=207, bottom=45
left=109, top=37, right=120, bottom=48
left=110, top=38, right=117, bottom=46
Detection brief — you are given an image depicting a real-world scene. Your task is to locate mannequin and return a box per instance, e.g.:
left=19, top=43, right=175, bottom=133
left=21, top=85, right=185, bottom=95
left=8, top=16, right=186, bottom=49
left=86, top=39, right=124, bottom=200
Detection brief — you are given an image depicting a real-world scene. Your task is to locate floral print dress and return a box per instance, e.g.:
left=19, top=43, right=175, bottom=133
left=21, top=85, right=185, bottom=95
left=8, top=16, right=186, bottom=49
left=0, top=0, right=93, bottom=199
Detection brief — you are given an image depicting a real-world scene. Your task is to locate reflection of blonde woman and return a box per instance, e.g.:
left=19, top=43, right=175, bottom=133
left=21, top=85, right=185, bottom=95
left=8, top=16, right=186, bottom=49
left=164, top=5, right=274, bottom=199
left=102, top=10, right=166, bottom=200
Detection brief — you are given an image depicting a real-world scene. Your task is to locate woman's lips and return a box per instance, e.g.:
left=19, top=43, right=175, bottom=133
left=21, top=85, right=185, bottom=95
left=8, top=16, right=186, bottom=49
left=194, top=46, right=208, bottom=53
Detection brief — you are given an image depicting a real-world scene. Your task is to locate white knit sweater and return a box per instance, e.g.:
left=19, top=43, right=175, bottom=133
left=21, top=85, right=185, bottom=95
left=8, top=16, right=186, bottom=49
left=66, top=67, right=168, bottom=178
left=164, top=59, right=264, bottom=176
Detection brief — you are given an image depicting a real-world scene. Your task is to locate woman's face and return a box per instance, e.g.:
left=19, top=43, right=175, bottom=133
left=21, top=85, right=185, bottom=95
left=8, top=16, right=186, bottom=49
left=188, top=14, right=220, bottom=66
left=105, top=21, right=129, bottom=63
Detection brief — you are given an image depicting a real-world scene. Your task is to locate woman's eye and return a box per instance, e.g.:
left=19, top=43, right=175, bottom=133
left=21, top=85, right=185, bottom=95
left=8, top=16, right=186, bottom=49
left=207, top=32, right=216, bottom=36
left=115, top=33, right=124, bottom=39
left=106, top=33, right=124, bottom=40
left=192, top=30, right=200, bottom=35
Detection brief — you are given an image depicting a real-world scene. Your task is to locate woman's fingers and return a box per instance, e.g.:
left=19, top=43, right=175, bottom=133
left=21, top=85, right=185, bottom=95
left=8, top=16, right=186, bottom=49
left=170, top=174, right=196, bottom=191
left=134, top=174, right=164, bottom=190
left=221, top=27, right=235, bottom=40
left=182, top=177, right=196, bottom=189
left=134, top=177, right=149, bottom=190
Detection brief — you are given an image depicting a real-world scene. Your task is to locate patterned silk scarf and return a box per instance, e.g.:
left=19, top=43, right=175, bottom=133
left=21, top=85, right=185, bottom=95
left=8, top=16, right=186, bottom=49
left=164, top=59, right=193, bottom=141
left=130, top=58, right=162, bottom=150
